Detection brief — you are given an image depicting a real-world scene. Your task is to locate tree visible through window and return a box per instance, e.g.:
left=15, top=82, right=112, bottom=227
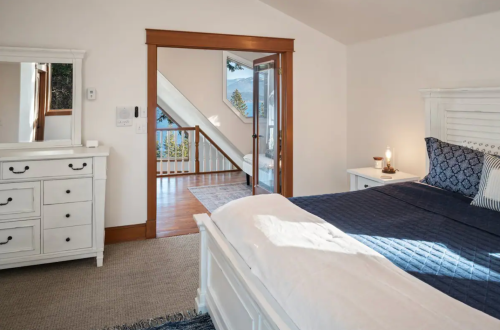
left=49, top=64, right=73, bottom=110
left=156, top=106, right=189, bottom=160
left=226, top=58, right=253, bottom=119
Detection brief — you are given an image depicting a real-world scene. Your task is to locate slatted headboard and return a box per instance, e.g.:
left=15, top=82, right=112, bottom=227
left=420, top=87, right=500, bottom=170
left=421, top=88, right=500, bottom=144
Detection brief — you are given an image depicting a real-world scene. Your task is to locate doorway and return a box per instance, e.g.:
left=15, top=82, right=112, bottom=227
left=146, top=30, right=294, bottom=238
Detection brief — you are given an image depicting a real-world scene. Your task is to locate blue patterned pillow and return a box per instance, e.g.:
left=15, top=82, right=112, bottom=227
left=421, top=137, right=484, bottom=198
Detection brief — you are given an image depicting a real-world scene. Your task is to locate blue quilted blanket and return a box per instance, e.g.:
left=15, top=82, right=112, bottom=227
left=290, top=182, right=500, bottom=320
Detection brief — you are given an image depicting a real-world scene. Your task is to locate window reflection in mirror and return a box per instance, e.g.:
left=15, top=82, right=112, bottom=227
left=0, top=61, right=73, bottom=144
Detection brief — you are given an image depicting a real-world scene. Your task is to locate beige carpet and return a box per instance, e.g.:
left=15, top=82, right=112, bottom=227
left=0, top=234, right=200, bottom=330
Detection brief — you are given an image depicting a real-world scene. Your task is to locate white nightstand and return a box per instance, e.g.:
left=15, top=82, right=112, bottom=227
left=347, top=167, right=420, bottom=192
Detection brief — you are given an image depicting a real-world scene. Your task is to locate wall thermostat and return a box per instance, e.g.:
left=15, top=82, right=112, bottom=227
left=116, top=106, right=134, bottom=127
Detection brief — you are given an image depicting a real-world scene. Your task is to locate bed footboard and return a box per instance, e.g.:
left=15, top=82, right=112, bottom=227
left=194, top=214, right=299, bottom=330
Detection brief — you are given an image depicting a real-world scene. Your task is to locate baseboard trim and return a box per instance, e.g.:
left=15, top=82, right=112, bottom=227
left=105, top=224, right=146, bottom=245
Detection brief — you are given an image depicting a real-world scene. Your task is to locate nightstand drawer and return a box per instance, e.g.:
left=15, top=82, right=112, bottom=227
left=357, top=177, right=383, bottom=190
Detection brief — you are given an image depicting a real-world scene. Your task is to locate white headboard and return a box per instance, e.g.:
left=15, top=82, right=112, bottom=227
left=420, top=87, right=500, bottom=145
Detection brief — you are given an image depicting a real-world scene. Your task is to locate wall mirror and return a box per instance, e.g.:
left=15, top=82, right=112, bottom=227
left=0, top=47, right=85, bottom=149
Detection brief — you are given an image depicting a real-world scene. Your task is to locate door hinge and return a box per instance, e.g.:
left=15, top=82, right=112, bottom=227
left=278, top=68, right=282, bottom=75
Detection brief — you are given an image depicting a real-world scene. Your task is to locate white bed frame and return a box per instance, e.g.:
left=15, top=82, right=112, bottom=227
left=195, top=87, right=500, bottom=330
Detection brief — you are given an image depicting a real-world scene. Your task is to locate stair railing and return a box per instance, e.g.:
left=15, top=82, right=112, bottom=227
left=157, top=125, right=241, bottom=177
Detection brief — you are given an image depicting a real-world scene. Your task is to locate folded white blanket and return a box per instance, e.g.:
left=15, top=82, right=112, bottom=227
left=211, top=194, right=500, bottom=330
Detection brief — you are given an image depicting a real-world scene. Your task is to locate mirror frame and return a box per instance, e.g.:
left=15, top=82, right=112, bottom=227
left=0, top=46, right=85, bottom=149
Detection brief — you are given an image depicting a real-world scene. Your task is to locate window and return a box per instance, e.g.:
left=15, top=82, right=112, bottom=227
left=156, top=106, right=179, bottom=129
left=222, top=51, right=253, bottom=124
left=46, top=63, right=73, bottom=116
left=156, top=106, right=189, bottom=161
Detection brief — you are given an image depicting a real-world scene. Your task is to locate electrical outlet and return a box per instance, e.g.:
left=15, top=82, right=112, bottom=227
left=135, top=118, right=147, bottom=134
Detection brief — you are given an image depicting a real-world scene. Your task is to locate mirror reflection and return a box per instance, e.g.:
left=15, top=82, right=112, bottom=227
left=0, top=62, right=73, bottom=143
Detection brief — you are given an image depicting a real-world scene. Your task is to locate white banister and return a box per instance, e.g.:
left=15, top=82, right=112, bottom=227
left=157, top=126, right=240, bottom=176
left=159, top=130, right=163, bottom=176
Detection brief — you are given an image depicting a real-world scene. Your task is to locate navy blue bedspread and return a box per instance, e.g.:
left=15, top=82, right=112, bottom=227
left=289, top=182, right=500, bottom=320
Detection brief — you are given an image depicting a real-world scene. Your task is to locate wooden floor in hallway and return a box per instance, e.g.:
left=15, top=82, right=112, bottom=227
left=157, top=171, right=246, bottom=238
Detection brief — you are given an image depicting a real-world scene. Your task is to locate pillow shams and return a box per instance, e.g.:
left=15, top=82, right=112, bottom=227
left=471, top=154, right=500, bottom=212
left=462, top=140, right=500, bottom=156
left=421, top=137, right=484, bottom=198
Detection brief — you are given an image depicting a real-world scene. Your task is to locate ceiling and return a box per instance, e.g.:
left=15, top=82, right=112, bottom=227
left=259, top=0, right=500, bottom=44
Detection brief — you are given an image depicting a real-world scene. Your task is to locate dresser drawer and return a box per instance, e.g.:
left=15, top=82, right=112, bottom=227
left=44, top=202, right=92, bottom=229
left=357, top=176, right=383, bottom=190
left=44, top=225, right=92, bottom=253
left=44, top=178, right=92, bottom=205
left=0, top=220, right=40, bottom=259
left=2, top=158, right=93, bottom=180
left=0, top=182, right=41, bottom=220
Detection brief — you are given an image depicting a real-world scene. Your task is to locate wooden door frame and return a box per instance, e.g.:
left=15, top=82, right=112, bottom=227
left=146, top=29, right=294, bottom=238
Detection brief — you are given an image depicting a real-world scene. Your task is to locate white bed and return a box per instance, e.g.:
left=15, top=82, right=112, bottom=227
left=194, top=88, right=500, bottom=330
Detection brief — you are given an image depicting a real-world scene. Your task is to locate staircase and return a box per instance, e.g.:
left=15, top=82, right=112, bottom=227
left=157, top=71, right=244, bottom=172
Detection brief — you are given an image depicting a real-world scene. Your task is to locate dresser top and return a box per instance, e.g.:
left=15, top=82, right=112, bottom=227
left=0, top=146, right=110, bottom=161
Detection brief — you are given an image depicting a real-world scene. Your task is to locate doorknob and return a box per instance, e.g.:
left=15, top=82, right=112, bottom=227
left=252, top=134, right=257, bottom=138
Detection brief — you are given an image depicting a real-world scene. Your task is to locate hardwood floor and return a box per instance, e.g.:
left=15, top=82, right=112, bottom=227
left=157, top=171, right=246, bottom=238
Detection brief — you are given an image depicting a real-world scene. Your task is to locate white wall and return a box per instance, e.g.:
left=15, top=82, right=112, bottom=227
left=0, top=62, right=20, bottom=143
left=158, top=48, right=261, bottom=155
left=0, top=0, right=347, bottom=227
left=45, top=115, right=72, bottom=140
left=347, top=11, right=500, bottom=178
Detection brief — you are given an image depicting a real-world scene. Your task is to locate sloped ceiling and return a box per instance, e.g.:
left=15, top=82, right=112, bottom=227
left=260, top=0, right=500, bottom=44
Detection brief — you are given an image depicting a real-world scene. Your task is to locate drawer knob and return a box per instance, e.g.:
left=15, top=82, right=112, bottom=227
left=0, top=197, right=12, bottom=206
left=0, top=236, right=12, bottom=245
left=364, top=184, right=369, bottom=188
left=68, top=163, right=87, bottom=170
left=66, top=214, right=71, bottom=218
left=9, top=166, right=29, bottom=174
left=66, top=237, right=71, bottom=242
left=66, top=190, right=71, bottom=194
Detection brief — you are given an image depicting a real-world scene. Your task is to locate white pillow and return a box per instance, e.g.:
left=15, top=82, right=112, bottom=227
left=462, top=140, right=500, bottom=156
left=471, top=154, right=500, bottom=212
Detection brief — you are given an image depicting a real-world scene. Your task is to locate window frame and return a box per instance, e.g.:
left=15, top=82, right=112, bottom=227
left=222, top=51, right=253, bottom=124
left=45, top=63, right=73, bottom=116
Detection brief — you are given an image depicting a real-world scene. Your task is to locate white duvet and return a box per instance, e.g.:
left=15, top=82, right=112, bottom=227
left=211, top=194, right=500, bottom=330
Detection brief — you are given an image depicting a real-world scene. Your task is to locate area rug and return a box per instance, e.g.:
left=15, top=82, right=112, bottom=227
left=188, top=182, right=252, bottom=212
left=98, top=312, right=215, bottom=330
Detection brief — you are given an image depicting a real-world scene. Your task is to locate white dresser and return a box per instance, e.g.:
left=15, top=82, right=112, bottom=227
left=0, top=147, right=109, bottom=269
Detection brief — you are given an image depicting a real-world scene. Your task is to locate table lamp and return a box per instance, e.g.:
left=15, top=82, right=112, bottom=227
left=382, top=146, right=396, bottom=174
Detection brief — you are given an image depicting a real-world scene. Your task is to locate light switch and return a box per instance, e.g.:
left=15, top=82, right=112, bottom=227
left=140, top=107, right=147, bottom=118
left=135, top=118, right=147, bottom=134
